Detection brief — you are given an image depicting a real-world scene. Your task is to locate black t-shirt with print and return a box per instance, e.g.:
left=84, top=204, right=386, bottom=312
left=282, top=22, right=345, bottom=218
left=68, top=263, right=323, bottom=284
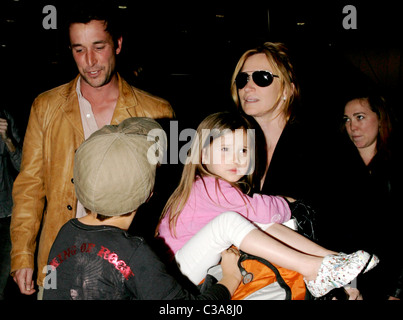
left=43, top=219, right=230, bottom=300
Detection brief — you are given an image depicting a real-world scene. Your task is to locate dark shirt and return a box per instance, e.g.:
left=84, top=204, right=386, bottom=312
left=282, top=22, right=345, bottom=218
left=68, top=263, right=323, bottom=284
left=43, top=219, right=230, bottom=300
left=345, top=145, right=403, bottom=299
left=260, top=121, right=346, bottom=244
left=261, top=121, right=324, bottom=202
left=0, top=109, right=22, bottom=218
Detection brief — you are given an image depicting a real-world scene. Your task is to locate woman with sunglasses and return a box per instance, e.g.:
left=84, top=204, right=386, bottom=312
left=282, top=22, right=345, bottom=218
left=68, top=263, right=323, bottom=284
left=230, top=42, right=326, bottom=240
left=230, top=43, right=365, bottom=257
left=231, top=42, right=299, bottom=170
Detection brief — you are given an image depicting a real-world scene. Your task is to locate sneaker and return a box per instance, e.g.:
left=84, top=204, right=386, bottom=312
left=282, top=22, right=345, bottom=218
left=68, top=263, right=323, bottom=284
left=304, top=250, right=379, bottom=297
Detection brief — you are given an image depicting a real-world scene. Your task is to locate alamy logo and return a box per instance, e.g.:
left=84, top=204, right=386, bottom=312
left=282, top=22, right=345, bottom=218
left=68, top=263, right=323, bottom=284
left=42, top=5, right=358, bottom=31
left=42, top=5, right=57, bottom=30
left=43, top=265, right=57, bottom=289
left=342, top=5, right=357, bottom=30
left=146, top=124, right=255, bottom=171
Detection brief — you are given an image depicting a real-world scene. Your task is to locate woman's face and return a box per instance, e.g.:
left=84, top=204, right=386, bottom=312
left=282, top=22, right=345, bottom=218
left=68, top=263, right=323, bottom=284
left=344, top=99, right=380, bottom=150
left=238, top=53, right=284, bottom=120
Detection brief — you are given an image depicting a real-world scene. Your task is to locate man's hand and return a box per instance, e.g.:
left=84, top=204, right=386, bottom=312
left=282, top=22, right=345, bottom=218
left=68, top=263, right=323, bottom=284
left=13, top=268, right=36, bottom=295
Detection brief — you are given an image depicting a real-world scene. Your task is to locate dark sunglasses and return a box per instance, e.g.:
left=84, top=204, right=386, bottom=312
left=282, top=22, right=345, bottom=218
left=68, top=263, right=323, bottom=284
left=235, top=70, right=279, bottom=89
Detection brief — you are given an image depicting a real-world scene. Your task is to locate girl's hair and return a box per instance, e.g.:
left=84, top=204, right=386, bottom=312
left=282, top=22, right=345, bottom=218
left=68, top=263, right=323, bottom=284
left=230, top=42, right=300, bottom=123
left=343, top=94, right=394, bottom=158
left=158, top=111, right=266, bottom=236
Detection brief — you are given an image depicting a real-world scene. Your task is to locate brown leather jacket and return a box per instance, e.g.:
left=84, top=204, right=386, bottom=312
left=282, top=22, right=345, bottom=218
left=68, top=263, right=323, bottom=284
left=10, top=74, right=174, bottom=286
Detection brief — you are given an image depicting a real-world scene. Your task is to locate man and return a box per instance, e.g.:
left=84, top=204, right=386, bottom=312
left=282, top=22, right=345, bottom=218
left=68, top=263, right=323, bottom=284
left=10, top=2, right=174, bottom=297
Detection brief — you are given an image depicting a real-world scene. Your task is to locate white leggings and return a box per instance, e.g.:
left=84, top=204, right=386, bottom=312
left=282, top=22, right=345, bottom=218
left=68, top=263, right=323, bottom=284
left=174, top=211, right=273, bottom=285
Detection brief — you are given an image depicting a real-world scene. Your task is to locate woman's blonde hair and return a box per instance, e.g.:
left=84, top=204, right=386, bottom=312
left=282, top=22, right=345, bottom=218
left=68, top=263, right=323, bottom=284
left=158, top=111, right=266, bottom=236
left=230, top=42, right=300, bottom=122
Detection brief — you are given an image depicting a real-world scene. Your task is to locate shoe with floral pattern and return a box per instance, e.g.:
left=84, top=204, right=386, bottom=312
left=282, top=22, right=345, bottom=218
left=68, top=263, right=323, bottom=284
left=305, top=250, right=379, bottom=298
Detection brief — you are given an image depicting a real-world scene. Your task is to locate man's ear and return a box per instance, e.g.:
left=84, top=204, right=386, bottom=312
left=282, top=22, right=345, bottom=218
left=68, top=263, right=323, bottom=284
left=115, top=36, right=123, bottom=55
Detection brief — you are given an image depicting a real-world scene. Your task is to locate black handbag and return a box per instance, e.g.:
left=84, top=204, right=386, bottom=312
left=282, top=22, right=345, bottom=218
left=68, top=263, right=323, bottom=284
left=286, top=198, right=318, bottom=241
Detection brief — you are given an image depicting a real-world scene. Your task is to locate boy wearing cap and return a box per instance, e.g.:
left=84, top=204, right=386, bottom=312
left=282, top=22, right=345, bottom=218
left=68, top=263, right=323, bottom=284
left=43, top=117, right=241, bottom=300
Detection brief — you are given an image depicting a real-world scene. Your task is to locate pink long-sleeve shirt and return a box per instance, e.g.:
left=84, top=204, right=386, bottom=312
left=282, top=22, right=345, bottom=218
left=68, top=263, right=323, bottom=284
left=158, top=176, right=291, bottom=254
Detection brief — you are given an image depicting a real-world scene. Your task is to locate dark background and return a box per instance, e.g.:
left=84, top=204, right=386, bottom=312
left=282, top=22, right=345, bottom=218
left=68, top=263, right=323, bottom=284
left=1, top=0, right=403, bottom=303
left=1, top=0, right=403, bottom=133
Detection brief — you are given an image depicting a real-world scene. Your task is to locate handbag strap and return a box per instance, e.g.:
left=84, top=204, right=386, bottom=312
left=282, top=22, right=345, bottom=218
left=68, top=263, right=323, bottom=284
left=238, top=251, right=292, bottom=300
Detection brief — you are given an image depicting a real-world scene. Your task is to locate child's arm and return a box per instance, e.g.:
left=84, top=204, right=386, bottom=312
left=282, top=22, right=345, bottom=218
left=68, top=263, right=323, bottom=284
left=202, top=178, right=291, bottom=224
left=224, top=185, right=292, bottom=224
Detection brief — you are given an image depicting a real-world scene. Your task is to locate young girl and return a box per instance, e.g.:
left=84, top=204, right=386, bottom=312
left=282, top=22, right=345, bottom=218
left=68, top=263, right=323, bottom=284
left=157, top=111, right=378, bottom=298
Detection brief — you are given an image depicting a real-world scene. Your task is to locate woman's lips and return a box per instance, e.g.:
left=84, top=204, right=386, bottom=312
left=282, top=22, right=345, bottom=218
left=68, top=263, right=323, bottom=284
left=244, top=96, right=259, bottom=103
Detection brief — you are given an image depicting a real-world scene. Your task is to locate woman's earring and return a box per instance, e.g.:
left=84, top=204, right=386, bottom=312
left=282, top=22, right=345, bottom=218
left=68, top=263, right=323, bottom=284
left=283, top=96, right=287, bottom=101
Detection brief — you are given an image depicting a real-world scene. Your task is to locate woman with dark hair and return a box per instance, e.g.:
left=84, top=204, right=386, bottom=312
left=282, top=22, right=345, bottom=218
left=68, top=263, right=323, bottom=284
left=343, top=95, right=393, bottom=165
left=343, top=94, right=403, bottom=300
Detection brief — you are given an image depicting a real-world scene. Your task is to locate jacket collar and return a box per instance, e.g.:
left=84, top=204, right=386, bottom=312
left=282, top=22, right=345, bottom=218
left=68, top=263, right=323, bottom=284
left=59, top=75, right=84, bottom=139
left=112, top=73, right=138, bottom=124
left=59, top=73, right=137, bottom=136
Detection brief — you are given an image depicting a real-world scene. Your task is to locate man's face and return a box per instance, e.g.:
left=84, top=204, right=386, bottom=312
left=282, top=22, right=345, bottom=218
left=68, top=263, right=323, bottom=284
left=69, top=20, right=122, bottom=88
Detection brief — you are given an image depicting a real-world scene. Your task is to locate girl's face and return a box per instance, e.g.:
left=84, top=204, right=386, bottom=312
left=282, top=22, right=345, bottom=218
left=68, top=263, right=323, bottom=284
left=238, top=53, right=285, bottom=120
left=344, top=99, right=380, bottom=150
left=202, top=130, right=251, bottom=183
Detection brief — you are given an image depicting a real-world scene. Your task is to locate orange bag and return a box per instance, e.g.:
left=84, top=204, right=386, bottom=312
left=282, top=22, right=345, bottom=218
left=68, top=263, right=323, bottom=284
left=201, top=250, right=308, bottom=300
left=232, top=252, right=307, bottom=300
